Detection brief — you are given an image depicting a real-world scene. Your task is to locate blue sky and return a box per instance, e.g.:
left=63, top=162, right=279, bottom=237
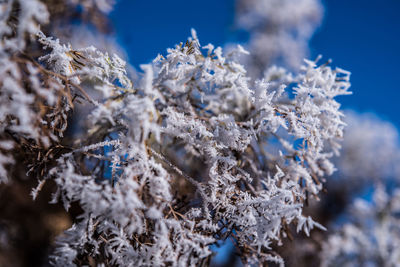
left=110, top=0, right=233, bottom=64
left=110, top=0, right=400, bottom=128
left=310, top=0, right=400, bottom=128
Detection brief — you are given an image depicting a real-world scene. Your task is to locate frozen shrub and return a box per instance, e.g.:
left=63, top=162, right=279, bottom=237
left=0, top=1, right=355, bottom=266
left=320, top=184, right=400, bottom=267
left=234, top=0, right=323, bottom=77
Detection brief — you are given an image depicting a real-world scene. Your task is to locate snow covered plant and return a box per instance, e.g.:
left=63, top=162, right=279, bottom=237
left=320, top=184, right=400, bottom=266
left=36, top=31, right=350, bottom=266
left=335, top=112, right=400, bottom=184
left=235, top=0, right=323, bottom=77
left=0, top=1, right=351, bottom=266
left=316, top=114, right=400, bottom=267
left=0, top=0, right=68, bottom=183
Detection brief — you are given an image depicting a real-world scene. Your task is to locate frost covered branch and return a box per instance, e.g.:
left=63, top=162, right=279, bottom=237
left=0, top=1, right=355, bottom=266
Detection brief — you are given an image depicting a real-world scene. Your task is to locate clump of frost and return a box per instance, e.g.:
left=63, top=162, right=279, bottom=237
left=335, top=111, right=400, bottom=182
left=0, top=0, right=62, bottom=183
left=320, top=184, right=400, bottom=266
left=69, top=0, right=116, bottom=14
left=234, top=0, right=323, bottom=77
